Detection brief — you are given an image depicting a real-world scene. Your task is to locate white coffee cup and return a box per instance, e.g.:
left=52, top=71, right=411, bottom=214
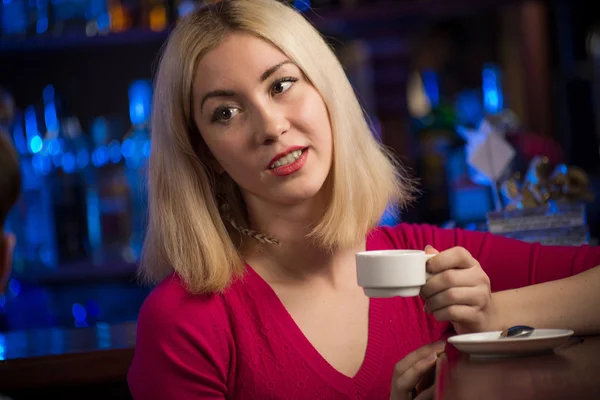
left=356, top=250, right=436, bottom=298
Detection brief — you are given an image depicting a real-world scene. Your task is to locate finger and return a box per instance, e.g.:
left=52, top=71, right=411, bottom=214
left=426, top=246, right=477, bottom=274
left=415, top=360, right=436, bottom=393
left=394, top=354, right=437, bottom=394
left=432, top=304, right=479, bottom=324
left=421, top=268, right=484, bottom=298
left=424, top=245, right=439, bottom=255
left=425, top=286, right=489, bottom=314
left=393, top=341, right=446, bottom=376
left=414, top=385, right=436, bottom=400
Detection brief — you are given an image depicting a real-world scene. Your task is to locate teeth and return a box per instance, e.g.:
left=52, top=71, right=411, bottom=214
left=270, top=149, right=304, bottom=169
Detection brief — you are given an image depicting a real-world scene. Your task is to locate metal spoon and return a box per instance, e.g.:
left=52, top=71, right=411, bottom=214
left=500, top=325, right=535, bottom=338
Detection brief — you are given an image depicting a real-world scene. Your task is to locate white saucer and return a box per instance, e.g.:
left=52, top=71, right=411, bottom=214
left=448, top=329, right=574, bottom=357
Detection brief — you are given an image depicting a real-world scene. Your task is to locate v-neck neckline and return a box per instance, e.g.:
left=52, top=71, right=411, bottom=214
left=244, top=264, right=385, bottom=395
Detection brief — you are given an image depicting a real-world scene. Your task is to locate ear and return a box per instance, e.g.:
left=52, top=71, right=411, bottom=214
left=0, top=233, right=15, bottom=294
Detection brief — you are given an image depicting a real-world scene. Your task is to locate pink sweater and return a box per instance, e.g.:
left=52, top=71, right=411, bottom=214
left=127, top=224, right=600, bottom=399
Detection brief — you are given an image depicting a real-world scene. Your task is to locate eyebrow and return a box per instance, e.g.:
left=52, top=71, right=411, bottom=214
left=200, top=60, right=294, bottom=111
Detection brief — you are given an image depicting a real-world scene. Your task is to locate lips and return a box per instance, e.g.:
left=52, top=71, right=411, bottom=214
left=268, top=147, right=309, bottom=177
left=266, top=145, right=307, bottom=169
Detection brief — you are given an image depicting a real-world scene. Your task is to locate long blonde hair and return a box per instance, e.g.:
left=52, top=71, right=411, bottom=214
left=141, top=0, right=413, bottom=294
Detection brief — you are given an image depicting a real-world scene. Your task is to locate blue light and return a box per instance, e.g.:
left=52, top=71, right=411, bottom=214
left=177, top=0, right=195, bottom=17
left=91, top=117, right=109, bottom=146
left=379, top=205, right=400, bottom=227
left=92, top=146, right=109, bottom=167
left=63, top=152, right=76, bottom=173
left=0, top=335, right=5, bottom=361
left=30, top=136, right=43, bottom=153
left=44, top=102, right=59, bottom=134
left=77, top=149, right=89, bottom=169
left=24, top=106, right=39, bottom=141
left=129, top=80, right=153, bottom=126
left=293, top=0, right=311, bottom=12
left=52, top=153, right=63, bottom=167
left=41, top=156, right=53, bottom=175
left=32, top=153, right=44, bottom=173
left=8, top=279, right=21, bottom=296
left=97, top=322, right=111, bottom=349
left=482, top=64, right=504, bottom=114
left=121, top=138, right=135, bottom=158
left=86, top=300, right=100, bottom=318
left=40, top=246, right=55, bottom=266
left=86, top=188, right=102, bottom=253
left=72, top=303, right=87, bottom=321
left=455, top=90, right=484, bottom=128
left=109, top=140, right=122, bottom=163
left=421, top=69, right=440, bottom=108
left=42, top=85, right=55, bottom=103
left=97, top=13, right=110, bottom=31
left=143, top=140, right=151, bottom=157
left=47, top=139, right=61, bottom=156
left=36, top=17, right=48, bottom=34
left=12, top=118, right=27, bottom=155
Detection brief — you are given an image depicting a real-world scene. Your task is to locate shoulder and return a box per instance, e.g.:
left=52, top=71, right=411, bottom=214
left=135, top=273, right=235, bottom=365
left=129, top=274, right=235, bottom=397
left=367, top=223, right=442, bottom=250
left=138, top=274, right=229, bottom=330
left=367, top=223, right=488, bottom=252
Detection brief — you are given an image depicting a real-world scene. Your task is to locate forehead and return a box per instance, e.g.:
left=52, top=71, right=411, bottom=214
left=195, top=31, right=290, bottom=89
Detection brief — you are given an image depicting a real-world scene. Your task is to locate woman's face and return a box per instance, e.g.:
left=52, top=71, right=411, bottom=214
left=192, top=31, right=333, bottom=209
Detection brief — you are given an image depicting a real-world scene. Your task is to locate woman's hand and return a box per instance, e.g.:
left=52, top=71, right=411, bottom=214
left=390, top=341, right=445, bottom=400
left=421, top=245, right=497, bottom=334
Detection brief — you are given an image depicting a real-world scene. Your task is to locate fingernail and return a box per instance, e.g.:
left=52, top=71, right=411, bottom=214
left=427, top=353, right=438, bottom=362
left=424, top=245, right=432, bottom=251
left=423, top=304, right=429, bottom=313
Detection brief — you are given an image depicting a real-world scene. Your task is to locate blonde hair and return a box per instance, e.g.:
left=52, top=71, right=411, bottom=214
left=141, top=0, right=413, bottom=294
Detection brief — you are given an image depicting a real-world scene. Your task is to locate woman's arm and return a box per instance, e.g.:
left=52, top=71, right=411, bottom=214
left=492, top=265, right=600, bottom=335
left=387, top=223, right=600, bottom=290
left=387, top=224, right=600, bottom=335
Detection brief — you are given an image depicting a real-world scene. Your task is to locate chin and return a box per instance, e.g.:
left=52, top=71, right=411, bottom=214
left=274, top=180, right=327, bottom=206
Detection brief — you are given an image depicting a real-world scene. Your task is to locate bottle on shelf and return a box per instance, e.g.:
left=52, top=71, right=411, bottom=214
left=88, top=115, right=134, bottom=264
left=123, top=79, right=152, bottom=261
left=10, top=104, right=59, bottom=273
left=42, top=85, right=90, bottom=267
left=141, top=0, right=168, bottom=32
left=0, top=0, right=28, bottom=38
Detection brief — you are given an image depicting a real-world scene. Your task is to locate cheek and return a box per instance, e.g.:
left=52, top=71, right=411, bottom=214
left=295, top=92, right=331, bottom=136
left=208, top=140, right=256, bottom=179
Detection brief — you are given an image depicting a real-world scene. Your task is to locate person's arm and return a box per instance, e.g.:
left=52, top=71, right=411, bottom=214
left=388, top=224, right=600, bottom=334
left=492, top=265, right=600, bottom=334
left=128, top=280, right=231, bottom=399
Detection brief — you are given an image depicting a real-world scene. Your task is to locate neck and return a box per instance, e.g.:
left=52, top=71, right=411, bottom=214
left=242, top=194, right=364, bottom=289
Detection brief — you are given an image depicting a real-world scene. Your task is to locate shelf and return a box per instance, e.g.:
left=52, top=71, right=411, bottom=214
left=14, top=260, right=139, bottom=286
left=307, top=0, right=526, bottom=30
left=0, top=28, right=169, bottom=53
left=1, top=0, right=529, bottom=53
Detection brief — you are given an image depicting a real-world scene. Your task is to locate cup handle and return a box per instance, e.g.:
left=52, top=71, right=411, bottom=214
left=424, top=253, right=436, bottom=280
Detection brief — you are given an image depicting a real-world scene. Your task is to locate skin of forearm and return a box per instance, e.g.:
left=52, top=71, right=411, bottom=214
left=491, top=266, right=600, bottom=335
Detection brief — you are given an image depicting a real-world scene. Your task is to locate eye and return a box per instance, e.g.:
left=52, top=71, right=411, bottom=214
left=271, top=77, right=298, bottom=95
left=211, top=106, right=241, bottom=123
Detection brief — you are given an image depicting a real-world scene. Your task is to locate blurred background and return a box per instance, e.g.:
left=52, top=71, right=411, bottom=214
left=0, top=0, right=599, bottom=335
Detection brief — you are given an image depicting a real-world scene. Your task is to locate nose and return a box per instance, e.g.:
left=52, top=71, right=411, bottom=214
left=252, top=103, right=290, bottom=146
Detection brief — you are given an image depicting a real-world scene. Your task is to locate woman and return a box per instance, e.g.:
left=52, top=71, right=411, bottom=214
left=127, top=1, right=600, bottom=399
